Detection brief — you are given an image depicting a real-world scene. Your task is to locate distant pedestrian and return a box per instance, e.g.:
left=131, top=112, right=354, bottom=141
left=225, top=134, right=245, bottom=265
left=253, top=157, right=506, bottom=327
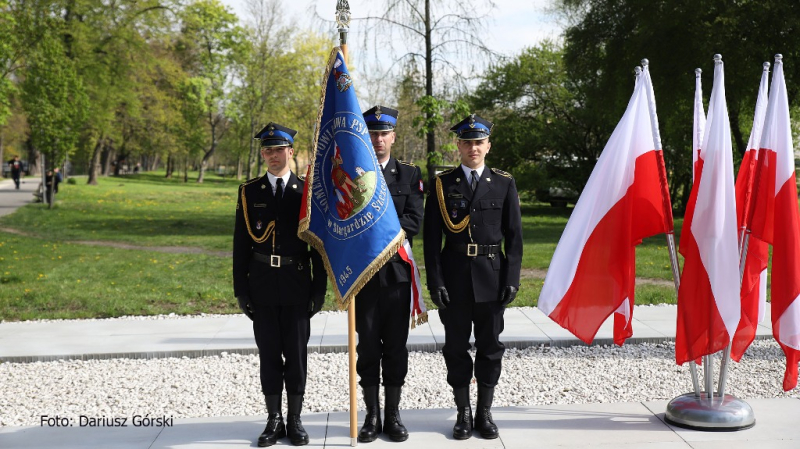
left=8, top=155, right=21, bottom=189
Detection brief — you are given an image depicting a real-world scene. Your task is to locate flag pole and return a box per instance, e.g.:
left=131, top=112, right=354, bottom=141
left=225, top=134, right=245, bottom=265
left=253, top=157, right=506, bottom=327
left=640, top=59, right=700, bottom=396
left=335, top=1, right=358, bottom=446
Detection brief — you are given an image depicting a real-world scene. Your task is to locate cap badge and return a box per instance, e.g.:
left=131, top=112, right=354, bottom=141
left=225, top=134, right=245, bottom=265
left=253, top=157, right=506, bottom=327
left=469, top=114, right=476, bottom=129
left=375, top=106, right=382, bottom=120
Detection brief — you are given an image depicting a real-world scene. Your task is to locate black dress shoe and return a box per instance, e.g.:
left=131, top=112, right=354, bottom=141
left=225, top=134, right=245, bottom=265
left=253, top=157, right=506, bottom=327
left=358, top=386, right=382, bottom=443
left=474, top=406, right=498, bottom=439
left=383, top=386, right=408, bottom=442
left=257, top=413, right=286, bottom=447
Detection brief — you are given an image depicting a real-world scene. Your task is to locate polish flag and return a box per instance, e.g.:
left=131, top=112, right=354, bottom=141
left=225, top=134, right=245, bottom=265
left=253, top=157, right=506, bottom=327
left=539, top=65, right=672, bottom=345
left=676, top=57, right=740, bottom=365
left=747, top=56, right=800, bottom=391
left=692, top=68, right=706, bottom=183
left=731, top=62, right=770, bottom=362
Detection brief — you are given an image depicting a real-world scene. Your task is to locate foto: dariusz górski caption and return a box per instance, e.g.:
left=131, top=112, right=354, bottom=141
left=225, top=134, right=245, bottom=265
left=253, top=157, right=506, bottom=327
left=40, top=415, right=174, bottom=427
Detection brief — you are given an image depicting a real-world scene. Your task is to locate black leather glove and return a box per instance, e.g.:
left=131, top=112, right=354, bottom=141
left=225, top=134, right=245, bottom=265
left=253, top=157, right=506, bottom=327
left=309, top=295, right=325, bottom=318
left=499, top=286, right=518, bottom=307
left=430, top=286, right=450, bottom=310
left=237, top=296, right=254, bottom=320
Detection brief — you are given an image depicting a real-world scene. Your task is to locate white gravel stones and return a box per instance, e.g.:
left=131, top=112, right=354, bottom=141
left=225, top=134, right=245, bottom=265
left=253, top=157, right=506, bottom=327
left=1, top=339, right=798, bottom=427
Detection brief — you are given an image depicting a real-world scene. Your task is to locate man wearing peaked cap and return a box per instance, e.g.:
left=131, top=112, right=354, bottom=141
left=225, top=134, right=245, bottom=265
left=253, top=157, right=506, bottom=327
left=354, top=105, right=424, bottom=443
left=423, top=113, right=522, bottom=440
left=233, top=122, right=327, bottom=447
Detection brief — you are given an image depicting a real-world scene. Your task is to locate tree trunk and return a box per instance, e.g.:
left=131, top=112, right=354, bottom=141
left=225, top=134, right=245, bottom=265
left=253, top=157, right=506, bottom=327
left=0, top=132, right=5, bottom=177
left=424, top=0, right=436, bottom=179
left=101, top=139, right=114, bottom=176
left=165, top=154, right=173, bottom=178
left=87, top=136, right=103, bottom=185
left=183, top=157, right=189, bottom=183
left=26, top=138, right=40, bottom=175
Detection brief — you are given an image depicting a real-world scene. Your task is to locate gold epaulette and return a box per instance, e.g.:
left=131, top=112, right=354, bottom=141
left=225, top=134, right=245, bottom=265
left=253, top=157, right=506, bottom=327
left=434, top=167, right=456, bottom=178
left=491, top=168, right=513, bottom=178
left=398, top=160, right=417, bottom=167
left=240, top=176, right=260, bottom=187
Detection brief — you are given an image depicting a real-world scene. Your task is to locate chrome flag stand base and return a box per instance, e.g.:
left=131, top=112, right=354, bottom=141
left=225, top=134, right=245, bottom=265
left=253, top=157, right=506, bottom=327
left=665, top=392, right=755, bottom=431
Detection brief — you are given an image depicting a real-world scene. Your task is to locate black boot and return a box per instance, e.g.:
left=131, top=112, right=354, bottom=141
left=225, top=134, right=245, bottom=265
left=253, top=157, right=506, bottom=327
left=258, top=394, right=286, bottom=447
left=383, top=386, right=409, bottom=442
left=452, top=387, right=472, bottom=440
left=358, top=386, right=382, bottom=443
left=474, top=386, right=499, bottom=439
left=286, top=395, right=309, bottom=446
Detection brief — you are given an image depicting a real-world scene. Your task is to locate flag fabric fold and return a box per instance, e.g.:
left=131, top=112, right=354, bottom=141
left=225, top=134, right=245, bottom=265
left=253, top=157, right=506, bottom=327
left=731, top=63, right=770, bottom=362
left=747, top=57, right=800, bottom=391
left=538, top=66, right=671, bottom=345
left=676, top=58, right=740, bottom=365
left=299, top=48, right=404, bottom=308
left=693, top=69, right=706, bottom=182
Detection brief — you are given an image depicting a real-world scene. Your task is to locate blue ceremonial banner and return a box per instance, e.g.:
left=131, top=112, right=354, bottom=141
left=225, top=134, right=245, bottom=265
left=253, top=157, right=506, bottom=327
left=299, top=48, right=404, bottom=307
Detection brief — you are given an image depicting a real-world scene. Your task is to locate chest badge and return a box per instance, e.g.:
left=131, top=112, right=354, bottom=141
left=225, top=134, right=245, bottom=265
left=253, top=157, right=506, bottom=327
left=256, top=220, right=263, bottom=230
left=451, top=209, right=458, bottom=219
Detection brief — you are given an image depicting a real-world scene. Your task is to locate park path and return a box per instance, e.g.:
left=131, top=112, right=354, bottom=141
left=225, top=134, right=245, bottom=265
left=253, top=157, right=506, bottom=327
left=0, top=178, right=674, bottom=286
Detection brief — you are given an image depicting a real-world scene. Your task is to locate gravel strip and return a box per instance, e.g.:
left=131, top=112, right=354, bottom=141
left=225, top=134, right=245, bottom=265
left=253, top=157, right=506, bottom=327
left=2, top=340, right=798, bottom=427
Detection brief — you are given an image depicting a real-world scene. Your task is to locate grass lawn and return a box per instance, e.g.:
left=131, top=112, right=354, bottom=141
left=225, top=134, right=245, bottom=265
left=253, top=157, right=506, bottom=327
left=1, top=171, right=683, bottom=321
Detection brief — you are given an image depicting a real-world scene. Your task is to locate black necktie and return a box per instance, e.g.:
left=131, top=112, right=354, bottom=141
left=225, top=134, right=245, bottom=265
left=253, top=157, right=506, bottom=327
left=470, top=170, right=478, bottom=191
left=275, top=178, right=284, bottom=200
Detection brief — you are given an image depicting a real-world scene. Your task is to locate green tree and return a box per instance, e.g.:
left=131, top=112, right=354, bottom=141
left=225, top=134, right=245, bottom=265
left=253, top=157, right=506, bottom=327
left=177, top=0, right=244, bottom=183
left=471, top=41, right=606, bottom=196
left=21, top=28, right=88, bottom=207
left=557, top=0, right=800, bottom=211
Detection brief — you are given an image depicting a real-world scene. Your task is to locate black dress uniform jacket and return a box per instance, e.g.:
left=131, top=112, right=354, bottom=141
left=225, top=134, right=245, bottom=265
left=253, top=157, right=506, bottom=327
left=423, top=166, right=523, bottom=302
left=233, top=171, right=326, bottom=304
left=376, top=157, right=424, bottom=284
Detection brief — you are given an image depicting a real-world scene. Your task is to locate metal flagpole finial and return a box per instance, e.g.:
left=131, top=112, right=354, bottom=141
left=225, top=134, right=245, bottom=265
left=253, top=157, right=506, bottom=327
left=336, top=0, right=351, bottom=43
left=695, top=68, right=702, bottom=77
left=634, top=66, right=642, bottom=75
left=714, top=54, right=722, bottom=64
left=764, top=61, right=771, bottom=71
left=775, top=53, right=783, bottom=63
left=641, top=58, right=649, bottom=67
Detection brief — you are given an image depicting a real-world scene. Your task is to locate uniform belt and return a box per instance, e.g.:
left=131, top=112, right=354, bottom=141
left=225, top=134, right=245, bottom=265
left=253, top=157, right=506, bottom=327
left=446, top=242, right=501, bottom=257
left=252, top=252, right=305, bottom=267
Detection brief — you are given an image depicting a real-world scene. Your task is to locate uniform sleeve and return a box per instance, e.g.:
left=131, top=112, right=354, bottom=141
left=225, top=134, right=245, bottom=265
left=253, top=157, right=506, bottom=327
left=399, top=165, right=424, bottom=238
left=310, top=246, right=328, bottom=298
left=423, top=183, right=445, bottom=290
left=501, top=177, right=523, bottom=288
left=232, top=185, right=251, bottom=298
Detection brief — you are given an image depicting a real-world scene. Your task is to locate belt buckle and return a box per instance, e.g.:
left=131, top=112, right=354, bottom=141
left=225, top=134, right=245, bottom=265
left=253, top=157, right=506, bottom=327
left=467, top=243, right=478, bottom=257
left=270, top=255, right=281, bottom=267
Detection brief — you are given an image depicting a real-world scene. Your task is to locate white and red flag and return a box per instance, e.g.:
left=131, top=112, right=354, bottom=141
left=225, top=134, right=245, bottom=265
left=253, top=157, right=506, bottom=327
left=731, top=63, right=770, bottom=362
left=539, top=65, right=673, bottom=345
left=747, top=56, right=800, bottom=391
left=693, top=68, right=706, bottom=182
left=676, top=58, right=740, bottom=365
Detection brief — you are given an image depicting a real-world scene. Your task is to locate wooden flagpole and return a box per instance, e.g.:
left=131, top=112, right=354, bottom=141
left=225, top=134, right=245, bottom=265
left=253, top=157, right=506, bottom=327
left=335, top=3, right=358, bottom=446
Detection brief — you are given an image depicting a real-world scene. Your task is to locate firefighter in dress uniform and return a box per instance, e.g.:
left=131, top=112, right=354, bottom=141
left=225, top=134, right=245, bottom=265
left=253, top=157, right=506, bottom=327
left=233, top=123, right=327, bottom=447
left=423, top=114, right=523, bottom=440
left=355, top=105, right=424, bottom=443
